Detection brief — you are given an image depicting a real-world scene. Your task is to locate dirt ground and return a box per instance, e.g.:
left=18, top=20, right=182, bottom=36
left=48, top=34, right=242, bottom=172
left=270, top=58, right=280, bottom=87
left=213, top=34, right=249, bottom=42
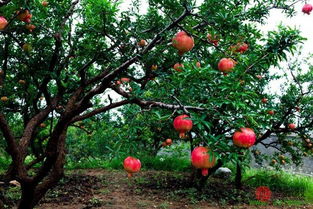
left=35, top=169, right=312, bottom=209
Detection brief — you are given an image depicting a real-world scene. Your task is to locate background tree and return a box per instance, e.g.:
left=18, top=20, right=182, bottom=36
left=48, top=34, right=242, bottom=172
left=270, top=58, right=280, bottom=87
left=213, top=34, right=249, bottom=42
left=0, top=0, right=312, bottom=208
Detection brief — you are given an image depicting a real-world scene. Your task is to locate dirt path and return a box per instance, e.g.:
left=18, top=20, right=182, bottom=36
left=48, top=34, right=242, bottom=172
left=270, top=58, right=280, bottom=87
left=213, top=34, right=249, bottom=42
left=37, top=169, right=312, bottom=209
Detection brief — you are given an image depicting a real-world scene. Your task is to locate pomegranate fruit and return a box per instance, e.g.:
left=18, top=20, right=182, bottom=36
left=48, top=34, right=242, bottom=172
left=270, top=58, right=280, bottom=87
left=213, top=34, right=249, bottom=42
left=233, top=128, right=256, bottom=148
left=123, top=156, right=141, bottom=178
left=196, top=62, right=201, bottom=68
left=302, top=4, right=313, bottom=14
left=288, top=123, right=296, bottom=130
left=161, top=142, right=167, bottom=147
left=267, top=110, right=274, bottom=115
left=42, top=1, right=49, bottom=7
left=0, top=96, right=8, bottom=102
left=256, top=75, right=262, bottom=80
left=18, top=80, right=26, bottom=85
left=151, top=65, right=158, bottom=71
left=218, top=58, right=235, bottom=73
left=120, top=77, right=130, bottom=83
left=172, top=31, right=194, bottom=55
left=165, top=138, right=172, bottom=145
left=235, top=43, right=249, bottom=53
left=17, top=10, right=32, bottom=23
left=0, top=16, right=8, bottom=30
left=191, top=146, right=216, bottom=176
left=261, top=98, right=268, bottom=103
left=173, top=115, right=193, bottom=138
left=207, top=34, right=219, bottom=46
left=173, top=63, right=184, bottom=72
left=25, top=24, right=36, bottom=32
left=138, top=39, right=147, bottom=47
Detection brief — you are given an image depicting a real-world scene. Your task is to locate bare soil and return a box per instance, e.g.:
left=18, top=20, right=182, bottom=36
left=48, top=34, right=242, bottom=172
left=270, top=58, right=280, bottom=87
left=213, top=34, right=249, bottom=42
left=34, top=169, right=312, bottom=209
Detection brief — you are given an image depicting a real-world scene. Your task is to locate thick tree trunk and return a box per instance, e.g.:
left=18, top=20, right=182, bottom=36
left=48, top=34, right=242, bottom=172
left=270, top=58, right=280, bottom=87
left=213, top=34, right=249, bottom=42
left=18, top=183, right=36, bottom=209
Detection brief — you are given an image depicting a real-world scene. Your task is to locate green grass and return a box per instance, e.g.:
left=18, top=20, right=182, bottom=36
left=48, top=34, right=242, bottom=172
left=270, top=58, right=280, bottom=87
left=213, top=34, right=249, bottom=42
left=65, top=155, right=191, bottom=171
left=243, top=168, right=313, bottom=198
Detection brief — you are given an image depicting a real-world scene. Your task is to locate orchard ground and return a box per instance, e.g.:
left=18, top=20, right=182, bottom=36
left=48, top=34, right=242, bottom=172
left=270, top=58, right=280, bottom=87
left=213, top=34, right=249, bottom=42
left=34, top=169, right=311, bottom=209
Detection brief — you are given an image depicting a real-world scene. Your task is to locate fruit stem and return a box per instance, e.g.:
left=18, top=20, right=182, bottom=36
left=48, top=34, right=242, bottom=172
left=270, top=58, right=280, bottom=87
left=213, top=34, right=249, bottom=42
left=179, top=132, right=186, bottom=139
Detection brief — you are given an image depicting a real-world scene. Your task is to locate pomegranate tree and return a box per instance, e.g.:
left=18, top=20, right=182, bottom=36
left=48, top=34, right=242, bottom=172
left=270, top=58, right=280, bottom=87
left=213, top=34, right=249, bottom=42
left=233, top=128, right=256, bottom=148
left=123, top=156, right=141, bottom=178
left=191, top=147, right=216, bottom=176
left=173, top=115, right=193, bottom=138
left=172, top=31, right=194, bottom=55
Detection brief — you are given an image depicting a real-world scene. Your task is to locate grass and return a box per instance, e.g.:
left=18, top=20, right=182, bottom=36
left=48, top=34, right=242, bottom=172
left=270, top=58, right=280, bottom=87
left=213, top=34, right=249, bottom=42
left=243, top=168, right=313, bottom=198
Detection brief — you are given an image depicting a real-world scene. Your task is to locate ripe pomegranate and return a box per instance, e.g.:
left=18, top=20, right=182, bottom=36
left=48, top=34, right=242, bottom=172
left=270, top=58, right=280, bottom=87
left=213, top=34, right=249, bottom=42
left=42, top=1, right=49, bottom=7
left=218, top=58, right=235, bottom=73
left=120, top=77, right=130, bottom=83
left=234, top=43, right=249, bottom=53
left=288, top=123, right=296, bottom=130
left=173, top=115, right=193, bottom=138
left=207, top=34, right=219, bottom=46
left=17, top=10, right=32, bottom=23
left=0, top=96, right=8, bottom=102
left=233, top=128, right=256, bottom=148
left=165, top=138, right=172, bottom=145
left=191, top=146, right=216, bottom=176
left=196, top=62, right=201, bottom=68
left=172, top=31, right=194, bottom=55
left=173, top=63, right=184, bottom=72
left=302, top=4, right=313, bottom=14
left=261, top=98, right=268, bottom=103
left=256, top=75, right=262, bottom=80
left=0, top=16, right=8, bottom=30
left=151, top=65, right=158, bottom=71
left=267, top=110, right=274, bottom=115
left=138, top=39, right=147, bottom=47
left=123, top=156, right=141, bottom=178
left=25, top=24, right=36, bottom=32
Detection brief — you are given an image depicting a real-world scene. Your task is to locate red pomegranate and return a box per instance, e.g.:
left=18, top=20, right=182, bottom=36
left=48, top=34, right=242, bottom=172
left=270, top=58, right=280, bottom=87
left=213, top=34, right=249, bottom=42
left=302, top=4, right=313, bottom=14
left=256, top=75, right=262, bottom=80
left=267, top=110, right=274, bottom=115
left=261, top=98, right=268, bottom=103
left=218, top=58, right=235, bottom=73
left=173, top=115, right=193, bottom=138
left=288, top=123, right=296, bottom=130
left=173, top=63, right=184, bottom=72
left=120, top=77, right=130, bottom=83
left=165, top=138, right=172, bottom=145
left=17, top=10, right=32, bottom=23
left=172, top=31, right=194, bottom=55
left=235, top=43, right=249, bottom=53
left=0, top=16, right=8, bottom=30
left=138, top=39, right=147, bottom=47
left=233, top=128, right=256, bottom=148
left=196, top=62, right=201, bottom=68
left=191, top=146, right=216, bottom=176
left=123, top=156, right=141, bottom=178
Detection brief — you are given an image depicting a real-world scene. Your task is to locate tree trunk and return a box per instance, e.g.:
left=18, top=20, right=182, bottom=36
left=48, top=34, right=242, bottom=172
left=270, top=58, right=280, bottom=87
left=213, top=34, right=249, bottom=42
left=18, top=183, right=36, bottom=209
left=235, top=161, right=242, bottom=189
